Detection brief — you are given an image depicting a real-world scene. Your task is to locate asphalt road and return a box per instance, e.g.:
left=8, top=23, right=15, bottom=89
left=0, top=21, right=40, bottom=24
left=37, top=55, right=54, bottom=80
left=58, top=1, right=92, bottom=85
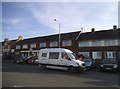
left=2, top=60, right=118, bottom=87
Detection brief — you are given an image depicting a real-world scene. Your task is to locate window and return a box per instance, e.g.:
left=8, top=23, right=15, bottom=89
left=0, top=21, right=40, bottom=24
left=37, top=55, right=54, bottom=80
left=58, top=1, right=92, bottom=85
left=61, top=52, right=68, bottom=59
left=16, top=45, right=20, bottom=49
left=92, top=40, right=101, bottom=46
left=79, top=52, right=90, bottom=57
left=49, top=52, right=59, bottom=59
left=22, top=44, right=28, bottom=49
left=92, top=52, right=102, bottom=59
left=40, top=42, right=46, bottom=48
left=31, top=43, right=36, bottom=48
left=79, top=41, right=90, bottom=47
left=119, top=52, right=120, bottom=58
left=62, top=40, right=72, bottom=46
left=104, top=39, right=116, bottom=46
left=118, top=40, right=120, bottom=46
left=50, top=41, right=58, bottom=47
left=42, top=53, right=47, bottom=57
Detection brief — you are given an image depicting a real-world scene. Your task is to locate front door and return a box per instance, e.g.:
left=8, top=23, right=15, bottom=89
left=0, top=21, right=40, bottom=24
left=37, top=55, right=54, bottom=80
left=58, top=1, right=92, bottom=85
left=105, top=52, right=115, bottom=58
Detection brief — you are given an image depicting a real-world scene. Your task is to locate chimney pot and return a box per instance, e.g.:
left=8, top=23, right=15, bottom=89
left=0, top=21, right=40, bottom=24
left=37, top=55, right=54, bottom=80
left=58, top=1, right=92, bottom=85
left=91, top=28, right=95, bottom=32
left=113, top=25, right=117, bottom=29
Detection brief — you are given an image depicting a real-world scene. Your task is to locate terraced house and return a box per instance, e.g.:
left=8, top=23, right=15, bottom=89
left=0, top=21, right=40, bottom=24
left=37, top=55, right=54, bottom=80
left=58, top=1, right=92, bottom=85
left=2, top=25, right=120, bottom=60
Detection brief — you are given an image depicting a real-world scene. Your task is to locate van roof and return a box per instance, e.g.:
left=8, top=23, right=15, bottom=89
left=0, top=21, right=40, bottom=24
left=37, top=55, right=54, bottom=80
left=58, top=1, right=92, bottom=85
left=39, top=48, right=73, bottom=53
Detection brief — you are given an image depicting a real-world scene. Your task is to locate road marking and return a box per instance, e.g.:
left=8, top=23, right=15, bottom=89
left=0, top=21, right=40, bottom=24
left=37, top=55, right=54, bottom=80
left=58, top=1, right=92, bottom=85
left=14, top=86, right=24, bottom=87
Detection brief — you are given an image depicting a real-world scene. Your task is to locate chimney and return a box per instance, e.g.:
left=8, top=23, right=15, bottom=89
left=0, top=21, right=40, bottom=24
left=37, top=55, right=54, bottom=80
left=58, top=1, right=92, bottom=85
left=113, top=25, right=117, bottom=29
left=91, top=28, right=95, bottom=32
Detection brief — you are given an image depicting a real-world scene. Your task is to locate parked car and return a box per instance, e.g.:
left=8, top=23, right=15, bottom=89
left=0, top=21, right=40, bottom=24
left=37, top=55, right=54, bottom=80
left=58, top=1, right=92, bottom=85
left=100, top=58, right=118, bottom=72
left=27, top=56, right=38, bottom=65
left=83, top=58, right=95, bottom=70
left=16, top=56, right=31, bottom=64
left=34, top=58, right=39, bottom=66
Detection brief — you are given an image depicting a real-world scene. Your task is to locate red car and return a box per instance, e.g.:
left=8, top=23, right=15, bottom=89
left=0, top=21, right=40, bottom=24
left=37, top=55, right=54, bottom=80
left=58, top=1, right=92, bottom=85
left=27, top=56, right=38, bottom=64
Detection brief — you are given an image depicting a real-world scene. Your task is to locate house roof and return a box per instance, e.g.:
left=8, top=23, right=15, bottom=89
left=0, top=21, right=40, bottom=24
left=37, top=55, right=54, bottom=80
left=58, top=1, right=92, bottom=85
left=77, top=28, right=120, bottom=41
left=15, top=31, right=80, bottom=44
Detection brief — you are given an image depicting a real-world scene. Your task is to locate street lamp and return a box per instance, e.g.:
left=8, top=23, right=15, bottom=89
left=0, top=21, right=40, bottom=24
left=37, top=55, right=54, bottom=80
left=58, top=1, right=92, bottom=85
left=54, top=19, right=61, bottom=48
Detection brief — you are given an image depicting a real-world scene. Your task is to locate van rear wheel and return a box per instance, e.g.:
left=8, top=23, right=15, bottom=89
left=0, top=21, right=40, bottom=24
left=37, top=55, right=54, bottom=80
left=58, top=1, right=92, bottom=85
left=68, top=66, right=76, bottom=73
left=41, top=64, right=46, bottom=69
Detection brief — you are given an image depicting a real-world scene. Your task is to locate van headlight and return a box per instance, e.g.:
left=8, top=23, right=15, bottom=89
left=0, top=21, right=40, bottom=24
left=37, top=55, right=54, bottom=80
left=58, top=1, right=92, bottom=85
left=113, top=64, right=117, bottom=68
left=100, top=64, right=104, bottom=67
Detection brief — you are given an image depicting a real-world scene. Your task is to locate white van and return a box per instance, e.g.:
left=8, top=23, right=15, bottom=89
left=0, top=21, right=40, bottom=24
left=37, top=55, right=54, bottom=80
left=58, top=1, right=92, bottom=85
left=38, top=48, right=86, bottom=72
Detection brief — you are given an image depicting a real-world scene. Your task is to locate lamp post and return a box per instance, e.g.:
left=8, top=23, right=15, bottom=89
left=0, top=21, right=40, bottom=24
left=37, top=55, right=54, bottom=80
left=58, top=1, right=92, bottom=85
left=54, top=19, right=61, bottom=48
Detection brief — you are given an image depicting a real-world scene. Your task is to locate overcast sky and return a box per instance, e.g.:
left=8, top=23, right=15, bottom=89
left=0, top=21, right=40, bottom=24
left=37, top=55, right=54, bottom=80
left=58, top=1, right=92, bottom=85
left=1, top=1, right=118, bottom=41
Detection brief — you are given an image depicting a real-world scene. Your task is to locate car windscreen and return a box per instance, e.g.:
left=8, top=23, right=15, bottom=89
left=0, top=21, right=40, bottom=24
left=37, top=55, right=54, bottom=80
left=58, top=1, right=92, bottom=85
left=102, top=58, right=117, bottom=64
left=83, top=58, right=92, bottom=62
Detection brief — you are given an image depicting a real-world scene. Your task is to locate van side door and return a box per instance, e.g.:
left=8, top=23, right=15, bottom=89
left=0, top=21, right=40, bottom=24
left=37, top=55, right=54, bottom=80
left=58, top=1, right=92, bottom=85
left=48, top=52, right=60, bottom=66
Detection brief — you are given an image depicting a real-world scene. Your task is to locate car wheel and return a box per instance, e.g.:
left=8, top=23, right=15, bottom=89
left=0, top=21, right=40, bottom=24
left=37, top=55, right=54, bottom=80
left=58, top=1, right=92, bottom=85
left=100, top=68, right=105, bottom=72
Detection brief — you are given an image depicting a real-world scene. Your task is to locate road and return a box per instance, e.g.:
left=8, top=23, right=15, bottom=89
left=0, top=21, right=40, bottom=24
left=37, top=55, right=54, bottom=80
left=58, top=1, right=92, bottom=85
left=2, top=60, right=118, bottom=87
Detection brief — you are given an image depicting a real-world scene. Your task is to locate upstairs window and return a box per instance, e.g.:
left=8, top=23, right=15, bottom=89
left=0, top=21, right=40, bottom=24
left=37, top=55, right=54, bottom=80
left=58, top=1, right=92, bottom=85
left=16, top=45, right=20, bottom=49
left=62, top=40, right=72, bottom=46
left=104, top=39, right=116, bottom=46
left=31, top=43, right=36, bottom=48
left=79, top=41, right=90, bottom=47
left=22, top=44, right=28, bottom=49
left=92, top=40, right=101, bottom=46
left=50, top=41, right=58, bottom=47
left=40, top=42, right=46, bottom=48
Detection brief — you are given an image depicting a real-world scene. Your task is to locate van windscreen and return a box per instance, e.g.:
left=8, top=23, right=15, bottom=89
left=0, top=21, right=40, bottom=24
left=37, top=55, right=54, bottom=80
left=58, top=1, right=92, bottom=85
left=68, top=53, right=78, bottom=60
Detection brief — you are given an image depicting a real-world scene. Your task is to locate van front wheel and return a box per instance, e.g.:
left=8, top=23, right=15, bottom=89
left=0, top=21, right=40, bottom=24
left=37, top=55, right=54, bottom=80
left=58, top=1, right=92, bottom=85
left=68, top=66, right=76, bottom=73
